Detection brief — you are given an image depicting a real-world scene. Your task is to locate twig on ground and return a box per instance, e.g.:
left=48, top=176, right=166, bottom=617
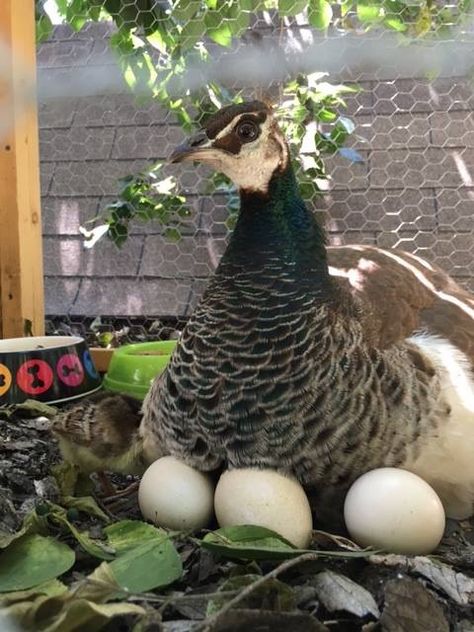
left=196, top=551, right=320, bottom=632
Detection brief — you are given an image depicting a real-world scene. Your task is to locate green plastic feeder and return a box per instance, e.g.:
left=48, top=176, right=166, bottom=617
left=103, top=340, right=178, bottom=400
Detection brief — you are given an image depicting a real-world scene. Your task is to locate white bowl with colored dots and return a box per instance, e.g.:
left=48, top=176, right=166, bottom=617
left=0, top=336, right=102, bottom=405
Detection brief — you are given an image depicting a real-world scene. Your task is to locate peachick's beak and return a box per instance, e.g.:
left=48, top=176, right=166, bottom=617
left=169, top=130, right=213, bottom=163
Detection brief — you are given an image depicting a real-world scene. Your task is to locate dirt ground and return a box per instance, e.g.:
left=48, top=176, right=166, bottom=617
left=1, top=399, right=473, bottom=632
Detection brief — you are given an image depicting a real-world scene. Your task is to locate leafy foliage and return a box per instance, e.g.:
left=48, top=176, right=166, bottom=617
left=80, top=165, right=190, bottom=248
left=0, top=534, right=75, bottom=592
left=35, top=0, right=472, bottom=245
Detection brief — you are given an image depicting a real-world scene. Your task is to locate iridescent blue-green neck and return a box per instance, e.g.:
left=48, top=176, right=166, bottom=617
left=220, top=165, right=329, bottom=281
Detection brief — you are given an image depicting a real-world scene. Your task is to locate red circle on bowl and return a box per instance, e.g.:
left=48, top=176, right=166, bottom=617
left=57, top=353, right=84, bottom=387
left=0, top=363, right=12, bottom=396
left=17, top=360, right=54, bottom=395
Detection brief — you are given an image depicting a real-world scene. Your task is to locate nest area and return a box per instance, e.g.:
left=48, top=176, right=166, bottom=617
left=1, top=399, right=473, bottom=632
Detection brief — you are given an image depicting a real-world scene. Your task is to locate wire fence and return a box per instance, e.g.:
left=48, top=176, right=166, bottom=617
left=36, top=4, right=474, bottom=346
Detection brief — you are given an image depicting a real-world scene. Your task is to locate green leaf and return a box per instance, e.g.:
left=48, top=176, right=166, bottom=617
left=36, top=13, right=53, bottom=43
left=104, top=519, right=163, bottom=554
left=330, top=116, right=354, bottom=146
left=102, top=520, right=183, bottom=592
left=200, top=525, right=301, bottom=560
left=308, top=0, right=333, bottom=29
left=62, top=496, right=110, bottom=523
left=278, top=0, right=307, bottom=15
left=0, top=507, right=49, bottom=550
left=88, top=0, right=104, bottom=22
left=165, top=227, right=182, bottom=242
left=66, top=0, right=88, bottom=31
left=180, top=16, right=207, bottom=50
left=225, top=215, right=237, bottom=231
left=200, top=525, right=375, bottom=561
left=54, top=0, right=70, bottom=17
left=357, top=2, right=383, bottom=23
left=108, top=539, right=182, bottom=592
left=0, top=535, right=75, bottom=592
left=147, top=29, right=168, bottom=54
left=0, top=579, right=67, bottom=607
left=227, top=6, right=251, bottom=37
left=109, top=222, right=129, bottom=248
left=53, top=513, right=115, bottom=561
left=316, top=107, right=337, bottom=122
left=51, top=461, right=80, bottom=497
left=172, top=0, right=201, bottom=21
left=207, top=23, right=233, bottom=47
left=384, top=17, right=407, bottom=32
left=12, top=399, right=57, bottom=418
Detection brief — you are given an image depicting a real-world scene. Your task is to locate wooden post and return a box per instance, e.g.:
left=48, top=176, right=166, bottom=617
left=0, top=0, right=44, bottom=339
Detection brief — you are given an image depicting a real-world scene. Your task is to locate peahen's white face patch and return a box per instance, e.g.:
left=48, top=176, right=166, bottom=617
left=199, top=116, right=289, bottom=194
left=223, top=117, right=287, bottom=193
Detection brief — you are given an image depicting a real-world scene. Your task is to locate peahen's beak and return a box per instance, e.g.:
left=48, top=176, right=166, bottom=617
left=169, top=130, right=213, bottom=163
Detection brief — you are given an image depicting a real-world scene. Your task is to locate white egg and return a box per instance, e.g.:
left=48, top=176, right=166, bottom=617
left=344, top=468, right=446, bottom=554
left=214, top=468, right=313, bottom=548
left=138, top=456, right=215, bottom=531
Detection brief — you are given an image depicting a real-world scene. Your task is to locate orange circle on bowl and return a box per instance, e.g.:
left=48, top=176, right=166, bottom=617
left=0, top=363, right=12, bottom=396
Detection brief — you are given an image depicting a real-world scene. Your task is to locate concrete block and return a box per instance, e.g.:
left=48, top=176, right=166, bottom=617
left=40, top=162, right=55, bottom=196
left=73, top=95, right=172, bottom=127
left=369, top=147, right=474, bottom=189
left=430, top=111, right=474, bottom=147
left=111, top=125, right=183, bottom=160
left=437, top=187, right=474, bottom=232
left=324, top=150, right=370, bottom=189
left=71, top=278, right=192, bottom=317
left=43, top=236, right=143, bottom=277
left=432, top=231, right=474, bottom=276
left=44, top=278, right=80, bottom=315
left=200, top=194, right=236, bottom=235
left=40, top=127, right=115, bottom=162
left=37, top=39, right=94, bottom=68
left=41, top=197, right=101, bottom=236
left=39, top=101, right=76, bottom=129
left=140, top=234, right=226, bottom=278
left=352, top=113, right=430, bottom=149
left=320, top=188, right=437, bottom=233
left=50, top=159, right=152, bottom=196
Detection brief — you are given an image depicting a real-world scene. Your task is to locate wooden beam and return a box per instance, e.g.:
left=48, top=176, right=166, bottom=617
left=0, top=0, right=44, bottom=339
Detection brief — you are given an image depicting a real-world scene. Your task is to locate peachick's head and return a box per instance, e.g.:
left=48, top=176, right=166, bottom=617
left=169, top=101, right=289, bottom=194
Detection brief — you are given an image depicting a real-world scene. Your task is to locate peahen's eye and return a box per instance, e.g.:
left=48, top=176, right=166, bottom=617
left=236, top=121, right=259, bottom=142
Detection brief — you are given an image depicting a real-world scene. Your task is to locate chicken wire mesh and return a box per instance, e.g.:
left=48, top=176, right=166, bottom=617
left=35, top=1, right=474, bottom=346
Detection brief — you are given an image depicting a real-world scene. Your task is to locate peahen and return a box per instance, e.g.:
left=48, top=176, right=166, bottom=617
left=54, top=101, right=474, bottom=523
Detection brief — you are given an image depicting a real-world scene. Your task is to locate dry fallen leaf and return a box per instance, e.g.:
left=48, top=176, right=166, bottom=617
left=370, top=554, right=474, bottom=606
left=409, top=557, right=474, bottom=606
left=2, top=590, right=145, bottom=632
left=206, top=608, right=328, bottom=631
left=312, top=570, right=380, bottom=618
left=380, top=578, right=449, bottom=632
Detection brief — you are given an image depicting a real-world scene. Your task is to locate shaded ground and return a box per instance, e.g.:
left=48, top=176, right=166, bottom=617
left=1, top=399, right=473, bottom=632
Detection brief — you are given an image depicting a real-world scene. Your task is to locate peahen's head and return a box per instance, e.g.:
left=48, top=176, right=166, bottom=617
left=170, top=101, right=289, bottom=194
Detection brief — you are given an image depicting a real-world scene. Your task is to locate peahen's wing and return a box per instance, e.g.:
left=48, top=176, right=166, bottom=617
left=327, top=245, right=474, bottom=367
